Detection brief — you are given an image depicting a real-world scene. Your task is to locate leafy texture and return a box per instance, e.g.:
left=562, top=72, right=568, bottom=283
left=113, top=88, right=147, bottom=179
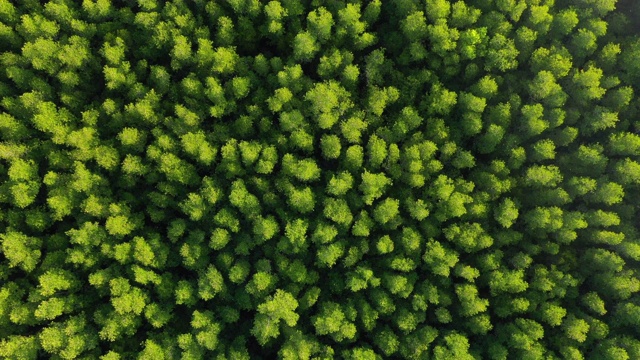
left=1, top=0, right=640, bottom=358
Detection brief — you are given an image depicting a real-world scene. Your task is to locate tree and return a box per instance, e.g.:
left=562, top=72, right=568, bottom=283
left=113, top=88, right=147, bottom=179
left=401, top=11, right=428, bottom=41
left=586, top=181, right=625, bottom=205
left=485, top=34, right=519, bottom=72
left=444, top=222, right=493, bottom=253
left=282, top=154, right=321, bottom=182
left=307, top=6, right=333, bottom=42
left=529, top=71, right=567, bottom=107
left=423, top=240, right=459, bottom=277
left=252, top=290, right=299, bottom=345
left=312, top=302, right=356, bottom=342
left=321, top=134, right=341, bottom=159
left=373, top=198, right=400, bottom=225
left=305, top=81, right=352, bottom=129
left=0, top=335, right=39, bottom=360
left=530, top=139, right=556, bottom=162
left=570, top=65, right=606, bottom=105
left=323, top=197, right=353, bottom=227
left=563, top=315, right=590, bottom=343
left=433, top=332, right=474, bottom=360
left=609, top=132, right=640, bottom=156
left=1, top=231, right=42, bottom=272
left=526, top=5, right=553, bottom=35
left=613, top=158, right=640, bottom=185
left=425, top=83, right=458, bottom=116
left=293, top=31, right=319, bottom=62
left=524, top=165, right=563, bottom=188
left=359, top=171, right=391, bottom=205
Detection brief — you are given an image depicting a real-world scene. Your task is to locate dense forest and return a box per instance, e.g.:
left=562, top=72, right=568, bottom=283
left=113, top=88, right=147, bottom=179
left=1, top=0, right=640, bottom=358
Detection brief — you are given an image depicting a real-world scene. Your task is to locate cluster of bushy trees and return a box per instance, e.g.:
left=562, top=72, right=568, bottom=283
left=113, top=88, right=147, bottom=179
left=1, top=0, right=639, bottom=358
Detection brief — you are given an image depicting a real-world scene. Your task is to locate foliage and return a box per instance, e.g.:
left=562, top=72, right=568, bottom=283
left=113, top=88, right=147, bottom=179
left=0, top=0, right=639, bottom=358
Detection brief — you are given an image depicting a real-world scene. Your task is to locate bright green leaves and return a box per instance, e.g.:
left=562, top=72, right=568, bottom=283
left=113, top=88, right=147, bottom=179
left=320, top=134, right=341, bottom=159
left=488, top=269, right=528, bottom=295
left=423, top=240, right=459, bottom=277
left=4, top=158, right=40, bottom=208
left=433, top=332, right=474, bottom=360
left=264, top=0, right=287, bottom=34
left=105, top=211, right=136, bottom=238
left=38, top=315, right=98, bottom=359
left=289, top=129, right=314, bottom=153
left=229, top=179, right=261, bottom=218
left=38, top=269, right=77, bottom=297
left=562, top=315, right=590, bottom=343
left=340, top=116, right=367, bottom=143
left=425, top=0, right=452, bottom=22
left=608, top=132, right=640, bottom=156
left=368, top=86, right=399, bottom=117
left=30, top=100, right=70, bottom=144
left=425, top=83, right=458, bottom=116
left=109, top=277, right=149, bottom=316
left=457, top=92, right=486, bottom=136
left=2, top=0, right=640, bottom=358
left=211, top=47, right=238, bottom=75
left=587, top=181, right=625, bottom=206
left=373, top=198, right=400, bottom=225
left=345, top=266, right=380, bottom=292
left=256, top=145, right=278, bottom=174
left=494, top=198, right=519, bottom=228
left=529, top=71, right=567, bottom=107
left=530, top=139, right=557, bottom=162
left=305, top=81, right=352, bottom=129
left=359, top=171, right=391, bottom=205
left=366, top=135, right=387, bottom=168
left=444, top=223, right=493, bottom=253
left=570, top=65, right=607, bottom=105
left=35, top=297, right=68, bottom=321
left=197, top=265, right=225, bottom=301
left=613, top=158, right=640, bottom=185
left=284, top=184, right=315, bottom=214
left=485, top=34, right=519, bottom=72
left=343, top=145, right=364, bottom=173
left=401, top=11, right=428, bottom=41
left=336, top=3, right=376, bottom=50
left=323, top=197, right=353, bottom=227
left=22, top=37, right=60, bottom=74
left=0, top=231, right=42, bottom=272
left=0, top=335, right=39, bottom=360
left=158, top=153, right=197, bottom=185
left=190, top=310, right=222, bottom=350
left=118, top=127, right=146, bottom=151
left=251, top=290, right=299, bottom=345
left=524, top=206, right=564, bottom=232
left=316, top=242, right=345, bottom=268
left=293, top=31, right=319, bottom=62
left=180, top=132, right=216, bottom=166
left=552, top=8, right=579, bottom=36
left=282, top=154, right=320, bottom=182
left=313, top=301, right=356, bottom=342
left=524, top=165, right=563, bottom=188
left=327, top=171, right=353, bottom=196
left=285, top=218, right=308, bottom=251
left=526, top=5, right=553, bottom=35
left=267, top=87, right=293, bottom=113
left=428, top=175, right=473, bottom=221
left=428, top=20, right=460, bottom=58
left=455, top=284, right=489, bottom=317
left=307, top=6, right=333, bottom=43
left=458, top=28, right=486, bottom=60
left=374, top=326, right=400, bottom=356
